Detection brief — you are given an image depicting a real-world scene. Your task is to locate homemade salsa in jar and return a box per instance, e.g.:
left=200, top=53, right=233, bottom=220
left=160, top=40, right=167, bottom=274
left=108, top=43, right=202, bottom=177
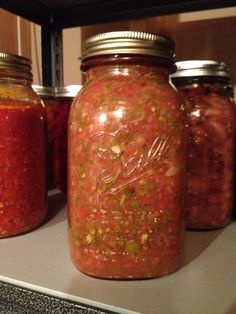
left=68, top=31, right=186, bottom=279
left=53, top=85, right=81, bottom=193
left=171, top=60, right=236, bottom=229
left=33, top=85, right=56, bottom=189
left=0, top=53, right=47, bottom=237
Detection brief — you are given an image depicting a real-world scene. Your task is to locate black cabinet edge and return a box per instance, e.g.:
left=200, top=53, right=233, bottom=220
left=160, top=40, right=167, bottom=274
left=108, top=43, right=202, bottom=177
left=0, top=280, right=118, bottom=314
left=1, top=0, right=236, bottom=28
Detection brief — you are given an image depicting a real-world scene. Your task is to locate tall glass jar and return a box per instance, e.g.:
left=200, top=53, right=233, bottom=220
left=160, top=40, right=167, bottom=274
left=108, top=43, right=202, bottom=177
left=68, top=31, right=186, bottom=279
left=0, top=52, right=47, bottom=237
left=171, top=60, right=236, bottom=230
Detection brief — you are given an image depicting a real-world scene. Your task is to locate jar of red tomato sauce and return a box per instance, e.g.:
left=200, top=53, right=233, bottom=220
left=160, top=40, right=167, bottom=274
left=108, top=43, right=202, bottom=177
left=68, top=31, right=186, bottom=279
left=171, top=60, right=236, bottom=230
left=33, top=85, right=56, bottom=189
left=53, top=85, right=81, bottom=193
left=0, top=52, right=47, bottom=237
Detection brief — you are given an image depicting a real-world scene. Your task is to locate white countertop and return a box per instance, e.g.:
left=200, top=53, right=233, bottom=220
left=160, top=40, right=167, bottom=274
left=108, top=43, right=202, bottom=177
left=1, top=191, right=236, bottom=314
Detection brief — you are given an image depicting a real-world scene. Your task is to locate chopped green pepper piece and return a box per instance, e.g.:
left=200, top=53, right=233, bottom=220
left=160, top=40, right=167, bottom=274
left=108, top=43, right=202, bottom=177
left=130, top=199, right=141, bottom=209
left=124, top=240, right=139, bottom=254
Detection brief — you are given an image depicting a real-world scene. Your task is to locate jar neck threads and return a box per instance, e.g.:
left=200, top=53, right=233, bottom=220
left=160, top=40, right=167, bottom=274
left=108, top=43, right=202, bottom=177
left=172, top=76, right=233, bottom=98
left=0, top=52, right=33, bottom=85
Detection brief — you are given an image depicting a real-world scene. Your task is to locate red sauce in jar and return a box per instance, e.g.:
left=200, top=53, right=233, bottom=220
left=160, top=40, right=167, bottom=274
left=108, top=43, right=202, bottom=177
left=33, top=85, right=81, bottom=193
left=0, top=101, right=47, bottom=237
left=44, top=98, right=57, bottom=188
left=172, top=61, right=236, bottom=229
left=68, top=32, right=186, bottom=279
left=53, top=98, right=72, bottom=193
left=53, top=86, right=82, bottom=193
left=32, top=85, right=57, bottom=189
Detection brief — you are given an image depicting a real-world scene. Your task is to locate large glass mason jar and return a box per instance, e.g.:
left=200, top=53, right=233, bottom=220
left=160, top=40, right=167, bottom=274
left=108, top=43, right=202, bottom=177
left=171, top=60, right=236, bottom=230
left=0, top=53, right=47, bottom=237
left=68, top=31, right=186, bottom=279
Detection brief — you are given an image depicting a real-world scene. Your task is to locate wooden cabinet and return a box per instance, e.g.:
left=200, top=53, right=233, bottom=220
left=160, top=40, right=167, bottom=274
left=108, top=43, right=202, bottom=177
left=0, top=9, right=31, bottom=58
left=1, top=1, right=235, bottom=85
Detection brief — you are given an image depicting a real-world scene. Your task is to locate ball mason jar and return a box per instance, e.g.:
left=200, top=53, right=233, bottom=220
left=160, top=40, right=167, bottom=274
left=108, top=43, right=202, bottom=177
left=68, top=31, right=186, bottom=279
left=171, top=60, right=236, bottom=230
left=0, top=53, right=47, bottom=237
left=33, top=85, right=56, bottom=189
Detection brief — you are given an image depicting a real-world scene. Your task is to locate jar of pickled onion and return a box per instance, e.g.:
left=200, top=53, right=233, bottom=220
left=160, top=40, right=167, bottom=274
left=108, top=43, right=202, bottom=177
left=171, top=60, right=236, bottom=230
left=53, top=85, right=81, bottom=193
left=33, top=85, right=56, bottom=189
left=0, top=52, right=47, bottom=237
left=68, top=31, right=186, bottom=279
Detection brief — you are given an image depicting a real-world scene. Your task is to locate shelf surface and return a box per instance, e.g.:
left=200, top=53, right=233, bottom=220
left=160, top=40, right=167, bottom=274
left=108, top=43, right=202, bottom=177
left=1, top=0, right=236, bottom=28
left=0, top=191, right=236, bottom=314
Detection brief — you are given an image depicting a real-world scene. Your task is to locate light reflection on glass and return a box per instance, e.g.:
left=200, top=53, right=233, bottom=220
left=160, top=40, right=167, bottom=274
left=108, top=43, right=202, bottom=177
left=192, top=108, right=201, bottom=118
left=98, top=112, right=107, bottom=123
left=113, top=68, right=129, bottom=76
left=113, top=108, right=124, bottom=119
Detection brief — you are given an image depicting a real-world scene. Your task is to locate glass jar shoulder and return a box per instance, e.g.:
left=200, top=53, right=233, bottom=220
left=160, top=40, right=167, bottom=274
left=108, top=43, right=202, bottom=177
left=72, top=66, right=184, bottom=122
left=178, top=84, right=236, bottom=120
left=0, top=83, right=42, bottom=106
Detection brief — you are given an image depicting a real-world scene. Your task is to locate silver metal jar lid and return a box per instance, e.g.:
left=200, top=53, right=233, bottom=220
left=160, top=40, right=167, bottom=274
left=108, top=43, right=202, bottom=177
left=32, top=85, right=55, bottom=98
left=171, top=60, right=230, bottom=79
left=0, top=52, right=32, bottom=74
left=55, top=85, right=82, bottom=98
left=82, top=31, right=175, bottom=61
left=33, top=85, right=82, bottom=98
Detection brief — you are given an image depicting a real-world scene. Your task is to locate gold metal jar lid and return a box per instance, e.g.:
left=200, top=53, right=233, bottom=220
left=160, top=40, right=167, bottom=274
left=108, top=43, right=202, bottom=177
left=172, top=60, right=231, bottom=79
left=82, top=31, right=175, bottom=61
left=0, top=52, right=32, bottom=74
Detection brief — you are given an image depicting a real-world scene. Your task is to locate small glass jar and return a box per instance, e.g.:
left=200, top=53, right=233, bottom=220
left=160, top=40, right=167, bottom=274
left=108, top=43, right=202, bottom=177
left=0, top=52, right=47, bottom=237
left=68, top=31, right=186, bottom=279
left=171, top=60, right=236, bottom=230
left=53, top=85, right=81, bottom=193
left=33, top=85, right=56, bottom=189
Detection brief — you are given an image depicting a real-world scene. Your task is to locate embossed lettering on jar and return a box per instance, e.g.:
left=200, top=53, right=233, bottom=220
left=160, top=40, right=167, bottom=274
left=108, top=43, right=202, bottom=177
left=68, top=31, right=186, bottom=279
left=0, top=53, right=47, bottom=237
left=171, top=60, right=236, bottom=230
